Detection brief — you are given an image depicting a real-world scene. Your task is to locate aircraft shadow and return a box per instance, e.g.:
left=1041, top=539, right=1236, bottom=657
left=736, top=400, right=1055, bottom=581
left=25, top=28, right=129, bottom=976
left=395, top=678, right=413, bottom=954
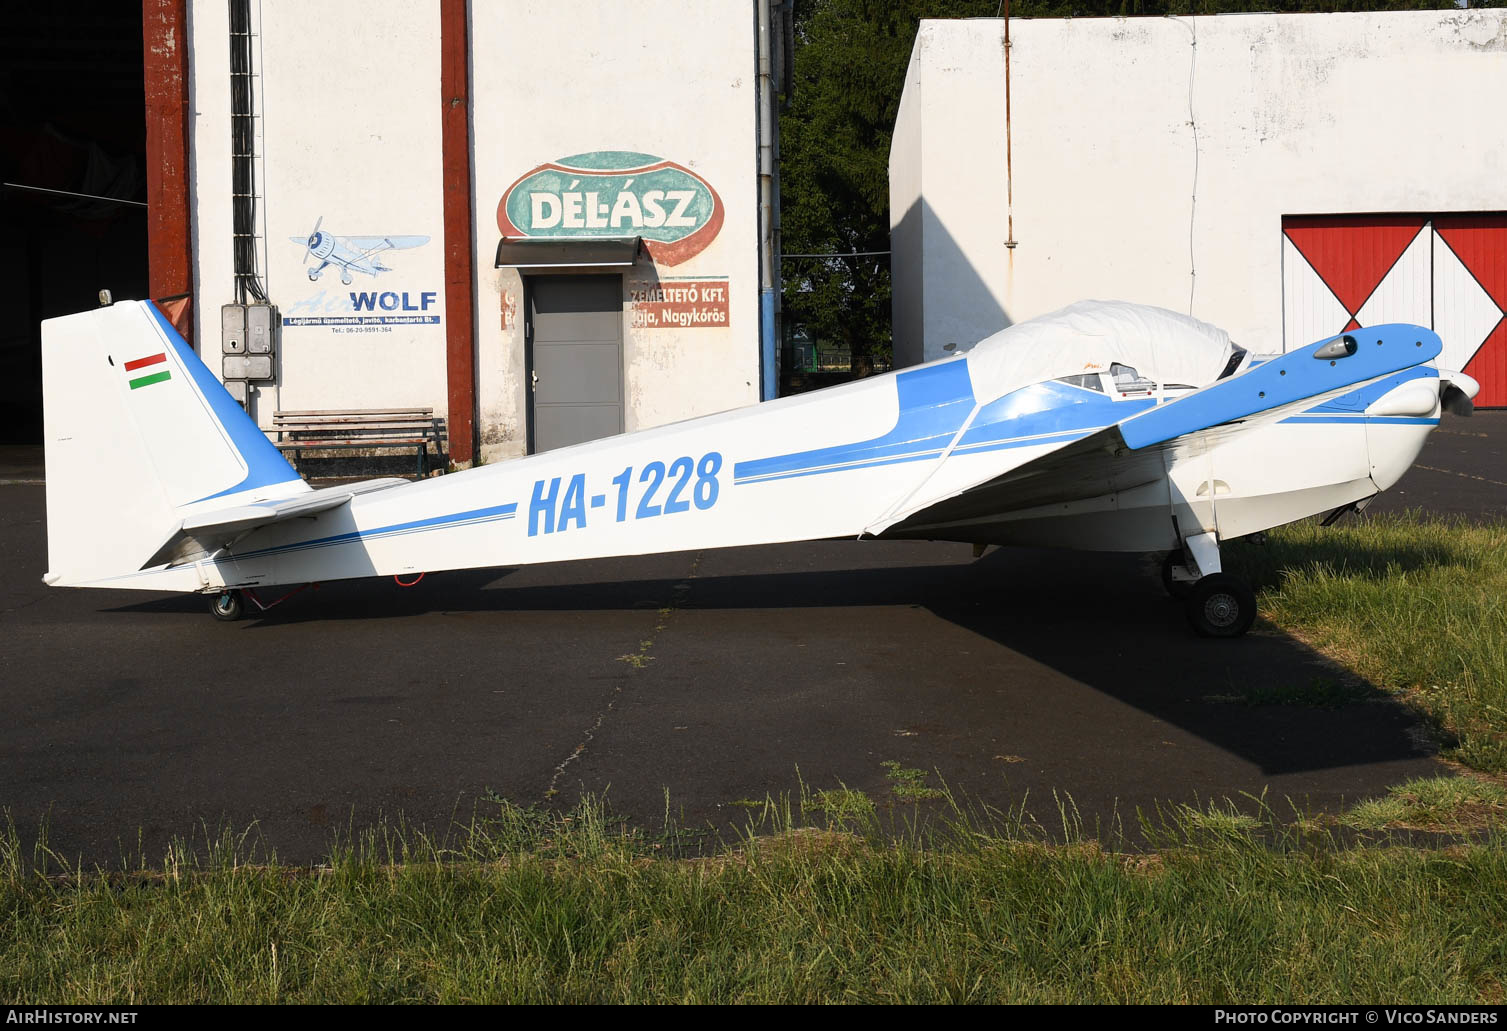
left=108, top=537, right=1447, bottom=779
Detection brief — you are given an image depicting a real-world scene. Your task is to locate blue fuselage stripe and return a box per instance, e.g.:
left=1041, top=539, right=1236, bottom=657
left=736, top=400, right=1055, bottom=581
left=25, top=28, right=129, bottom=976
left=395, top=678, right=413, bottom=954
left=1279, top=416, right=1439, bottom=425
left=734, top=372, right=1143, bottom=485
left=951, top=429, right=1096, bottom=454
left=1299, top=365, right=1438, bottom=414
left=733, top=357, right=1444, bottom=487
left=235, top=502, right=518, bottom=560
left=732, top=360, right=976, bottom=484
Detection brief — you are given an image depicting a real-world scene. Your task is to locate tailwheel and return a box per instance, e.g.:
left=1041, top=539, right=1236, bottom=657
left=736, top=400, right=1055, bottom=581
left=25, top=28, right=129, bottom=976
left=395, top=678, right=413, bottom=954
left=1185, top=573, right=1256, bottom=638
left=210, top=589, right=245, bottom=622
left=1161, top=550, right=1195, bottom=600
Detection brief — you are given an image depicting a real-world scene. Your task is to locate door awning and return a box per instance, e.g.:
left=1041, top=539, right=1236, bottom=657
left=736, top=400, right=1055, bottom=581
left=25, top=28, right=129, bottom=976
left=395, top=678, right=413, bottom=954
left=494, top=236, right=642, bottom=270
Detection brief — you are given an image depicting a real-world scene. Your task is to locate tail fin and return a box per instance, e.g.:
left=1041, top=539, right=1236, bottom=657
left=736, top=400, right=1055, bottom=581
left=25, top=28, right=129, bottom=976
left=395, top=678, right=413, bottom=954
left=42, top=300, right=306, bottom=587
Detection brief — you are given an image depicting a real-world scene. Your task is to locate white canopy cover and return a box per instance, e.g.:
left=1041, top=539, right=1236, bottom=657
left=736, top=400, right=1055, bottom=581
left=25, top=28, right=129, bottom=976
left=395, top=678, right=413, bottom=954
left=965, top=300, right=1237, bottom=400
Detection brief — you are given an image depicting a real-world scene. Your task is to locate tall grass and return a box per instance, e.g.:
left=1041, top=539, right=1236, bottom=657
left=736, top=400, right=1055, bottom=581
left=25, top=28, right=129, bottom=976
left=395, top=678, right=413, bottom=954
left=3, top=794, right=1506, bottom=1004
left=1234, top=513, right=1507, bottom=772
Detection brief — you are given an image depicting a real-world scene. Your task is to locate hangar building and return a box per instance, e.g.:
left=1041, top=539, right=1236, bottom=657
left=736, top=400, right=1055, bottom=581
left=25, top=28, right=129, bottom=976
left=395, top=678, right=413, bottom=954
left=11, top=0, right=787, bottom=469
left=890, top=10, right=1507, bottom=405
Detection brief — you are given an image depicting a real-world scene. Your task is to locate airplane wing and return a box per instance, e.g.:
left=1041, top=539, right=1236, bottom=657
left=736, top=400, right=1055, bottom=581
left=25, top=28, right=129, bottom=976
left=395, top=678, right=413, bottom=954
left=871, top=329, right=1441, bottom=538
left=144, top=478, right=409, bottom=569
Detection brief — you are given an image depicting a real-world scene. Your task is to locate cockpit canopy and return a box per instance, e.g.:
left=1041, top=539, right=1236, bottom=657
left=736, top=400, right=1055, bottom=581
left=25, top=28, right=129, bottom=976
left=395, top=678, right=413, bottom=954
left=965, top=300, right=1244, bottom=402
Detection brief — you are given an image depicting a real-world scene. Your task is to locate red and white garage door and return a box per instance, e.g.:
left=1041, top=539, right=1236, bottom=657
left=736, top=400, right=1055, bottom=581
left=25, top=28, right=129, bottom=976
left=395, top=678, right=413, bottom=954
left=1282, top=213, right=1507, bottom=407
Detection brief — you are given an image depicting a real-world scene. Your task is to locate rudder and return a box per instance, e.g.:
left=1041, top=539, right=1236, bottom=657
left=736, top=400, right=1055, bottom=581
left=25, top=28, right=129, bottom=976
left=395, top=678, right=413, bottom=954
left=42, top=300, right=305, bottom=587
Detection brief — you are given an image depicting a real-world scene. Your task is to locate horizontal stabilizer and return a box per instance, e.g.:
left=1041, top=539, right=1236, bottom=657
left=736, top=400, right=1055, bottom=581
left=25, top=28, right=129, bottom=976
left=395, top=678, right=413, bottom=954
left=145, top=478, right=409, bottom=569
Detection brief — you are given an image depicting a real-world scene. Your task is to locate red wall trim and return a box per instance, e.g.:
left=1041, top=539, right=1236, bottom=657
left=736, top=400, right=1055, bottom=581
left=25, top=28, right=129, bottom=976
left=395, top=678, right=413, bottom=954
left=142, top=0, right=193, bottom=337
left=440, top=0, right=477, bottom=467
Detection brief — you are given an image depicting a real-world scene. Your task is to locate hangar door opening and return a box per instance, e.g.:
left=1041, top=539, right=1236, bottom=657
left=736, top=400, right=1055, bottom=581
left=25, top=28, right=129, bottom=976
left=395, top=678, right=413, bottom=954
left=526, top=276, right=625, bottom=454
left=1282, top=213, right=1507, bottom=407
left=1, top=3, right=148, bottom=444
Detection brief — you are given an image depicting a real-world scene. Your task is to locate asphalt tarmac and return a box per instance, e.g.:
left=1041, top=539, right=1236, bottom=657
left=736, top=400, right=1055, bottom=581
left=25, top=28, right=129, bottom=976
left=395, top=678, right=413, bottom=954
left=1, top=413, right=1503, bottom=865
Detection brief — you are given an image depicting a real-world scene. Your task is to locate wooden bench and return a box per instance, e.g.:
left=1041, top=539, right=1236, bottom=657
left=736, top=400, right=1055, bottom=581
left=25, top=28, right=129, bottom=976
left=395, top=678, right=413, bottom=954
left=270, top=408, right=444, bottom=478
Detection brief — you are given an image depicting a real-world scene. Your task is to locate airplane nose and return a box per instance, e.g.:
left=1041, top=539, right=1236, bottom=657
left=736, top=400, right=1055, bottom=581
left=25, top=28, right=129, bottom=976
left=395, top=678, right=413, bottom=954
left=1365, top=375, right=1440, bottom=491
left=1365, top=382, right=1438, bottom=419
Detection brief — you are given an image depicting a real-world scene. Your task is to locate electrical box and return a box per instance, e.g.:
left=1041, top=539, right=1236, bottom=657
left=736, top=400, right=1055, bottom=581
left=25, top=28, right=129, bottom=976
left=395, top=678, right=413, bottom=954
left=247, top=303, right=276, bottom=354
left=220, top=303, right=276, bottom=386
left=221, top=304, right=246, bottom=354
left=223, top=380, right=249, bottom=404
left=222, top=302, right=277, bottom=358
left=223, top=354, right=274, bottom=381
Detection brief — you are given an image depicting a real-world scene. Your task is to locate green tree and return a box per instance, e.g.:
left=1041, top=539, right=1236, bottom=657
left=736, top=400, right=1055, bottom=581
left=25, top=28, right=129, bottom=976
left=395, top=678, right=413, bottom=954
left=780, top=0, right=998, bottom=375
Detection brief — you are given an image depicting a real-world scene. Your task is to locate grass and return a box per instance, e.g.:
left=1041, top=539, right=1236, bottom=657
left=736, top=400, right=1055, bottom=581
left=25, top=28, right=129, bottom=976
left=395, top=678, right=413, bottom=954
left=782, top=763, right=947, bottom=823
left=1171, top=799, right=1263, bottom=835
left=4, top=795, right=1507, bottom=1005
left=1232, top=512, right=1507, bottom=772
left=1202, top=677, right=1381, bottom=710
left=881, top=761, right=947, bottom=803
left=1341, top=775, right=1507, bottom=832
left=805, top=785, right=877, bottom=823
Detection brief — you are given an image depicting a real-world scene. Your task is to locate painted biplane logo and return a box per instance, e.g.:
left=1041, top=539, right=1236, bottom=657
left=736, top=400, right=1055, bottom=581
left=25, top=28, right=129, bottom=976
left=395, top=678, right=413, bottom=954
left=124, top=352, right=171, bottom=390
left=290, top=216, right=430, bottom=286
left=281, top=213, right=442, bottom=330
left=498, top=151, right=724, bottom=267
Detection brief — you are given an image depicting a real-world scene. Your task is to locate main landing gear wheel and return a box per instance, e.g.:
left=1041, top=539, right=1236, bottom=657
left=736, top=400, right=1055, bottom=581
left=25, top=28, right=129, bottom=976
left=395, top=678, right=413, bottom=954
left=1161, top=551, right=1194, bottom=600
left=210, top=589, right=245, bottom=622
left=1185, top=573, right=1256, bottom=638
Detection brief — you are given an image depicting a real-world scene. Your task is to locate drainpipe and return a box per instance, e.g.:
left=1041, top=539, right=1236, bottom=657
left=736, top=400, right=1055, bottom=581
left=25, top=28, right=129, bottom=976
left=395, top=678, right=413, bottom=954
left=757, top=0, right=777, bottom=401
left=772, top=0, right=791, bottom=398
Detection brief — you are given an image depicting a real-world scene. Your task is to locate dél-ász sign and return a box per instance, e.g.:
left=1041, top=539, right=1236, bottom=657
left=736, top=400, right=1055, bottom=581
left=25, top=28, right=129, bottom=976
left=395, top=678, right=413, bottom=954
left=498, top=151, right=723, bottom=267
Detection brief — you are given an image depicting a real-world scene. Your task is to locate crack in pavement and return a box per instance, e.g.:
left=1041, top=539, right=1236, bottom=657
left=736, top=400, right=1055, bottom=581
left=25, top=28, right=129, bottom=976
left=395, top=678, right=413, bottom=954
left=1416, top=464, right=1507, bottom=489
left=542, top=551, right=704, bottom=800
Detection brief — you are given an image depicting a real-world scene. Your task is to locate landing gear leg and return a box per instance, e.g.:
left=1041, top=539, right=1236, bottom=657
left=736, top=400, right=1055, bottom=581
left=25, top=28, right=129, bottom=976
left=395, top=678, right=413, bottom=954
left=208, top=583, right=317, bottom=621
left=1161, top=550, right=1195, bottom=599
left=210, top=589, right=245, bottom=622
left=1174, top=531, right=1257, bottom=638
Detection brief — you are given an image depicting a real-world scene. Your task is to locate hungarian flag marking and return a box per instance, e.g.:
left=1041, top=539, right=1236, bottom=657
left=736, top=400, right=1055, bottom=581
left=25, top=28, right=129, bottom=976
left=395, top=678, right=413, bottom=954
left=125, top=353, right=171, bottom=390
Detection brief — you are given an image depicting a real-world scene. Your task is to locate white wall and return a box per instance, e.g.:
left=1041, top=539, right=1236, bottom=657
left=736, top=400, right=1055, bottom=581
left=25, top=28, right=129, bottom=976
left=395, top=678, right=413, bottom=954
left=185, top=0, right=233, bottom=365
left=187, top=1, right=765, bottom=462
left=470, top=0, right=761, bottom=463
left=890, top=51, right=926, bottom=367
left=188, top=0, right=448, bottom=425
left=891, top=11, right=1507, bottom=366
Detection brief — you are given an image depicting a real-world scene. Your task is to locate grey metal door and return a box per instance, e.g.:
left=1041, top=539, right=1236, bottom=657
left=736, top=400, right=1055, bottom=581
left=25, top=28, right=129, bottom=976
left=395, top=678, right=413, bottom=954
left=527, top=275, right=624, bottom=453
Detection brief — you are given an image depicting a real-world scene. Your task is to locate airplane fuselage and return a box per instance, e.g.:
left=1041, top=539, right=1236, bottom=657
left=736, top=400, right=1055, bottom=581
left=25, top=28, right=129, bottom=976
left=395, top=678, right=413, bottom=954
left=79, top=347, right=1440, bottom=596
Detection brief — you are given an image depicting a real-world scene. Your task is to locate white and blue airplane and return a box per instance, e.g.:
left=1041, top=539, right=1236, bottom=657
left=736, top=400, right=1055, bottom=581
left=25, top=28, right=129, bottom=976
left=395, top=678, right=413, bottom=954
left=41, top=298, right=1476, bottom=636
left=292, top=216, right=429, bottom=286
